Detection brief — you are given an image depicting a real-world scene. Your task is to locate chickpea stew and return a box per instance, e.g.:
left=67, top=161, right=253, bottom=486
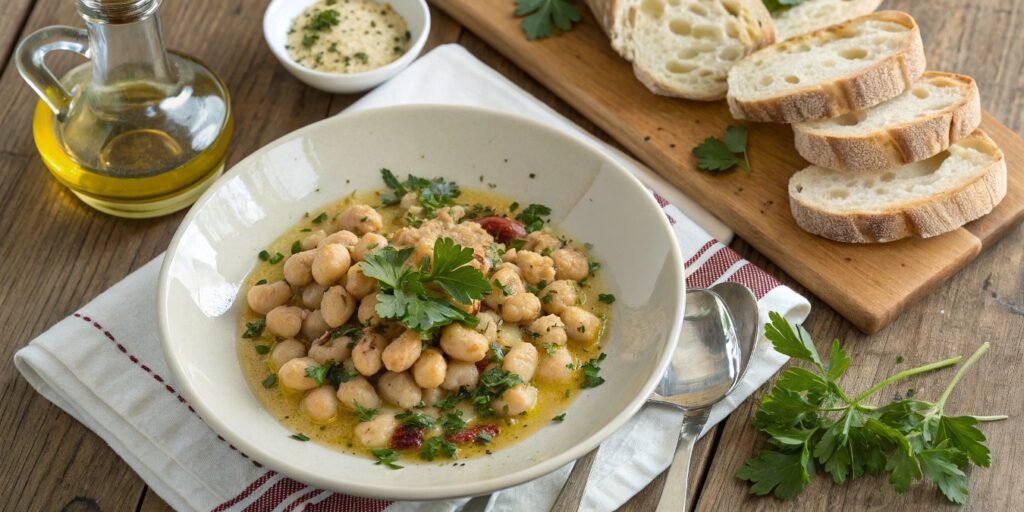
left=238, top=170, right=612, bottom=467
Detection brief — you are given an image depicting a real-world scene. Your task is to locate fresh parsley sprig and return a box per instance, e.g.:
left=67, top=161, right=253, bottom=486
left=514, top=0, right=582, bottom=40
left=737, top=313, right=1006, bottom=504
left=693, top=126, right=750, bottom=172
left=361, top=238, right=490, bottom=335
left=379, top=169, right=460, bottom=217
left=515, top=203, right=552, bottom=233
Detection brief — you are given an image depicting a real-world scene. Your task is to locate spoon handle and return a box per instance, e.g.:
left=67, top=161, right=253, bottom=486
left=550, top=447, right=599, bottom=512
left=655, top=409, right=710, bottom=511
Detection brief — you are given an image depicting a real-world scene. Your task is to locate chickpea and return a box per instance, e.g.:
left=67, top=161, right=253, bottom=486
left=399, top=192, right=419, bottom=209
left=496, top=323, right=525, bottom=348
left=354, top=414, right=398, bottom=448
left=503, top=342, right=539, bottom=382
left=515, top=250, right=556, bottom=285
left=312, top=243, right=352, bottom=286
left=524, top=231, right=561, bottom=254
left=357, top=293, right=382, bottom=325
left=501, top=292, right=542, bottom=324
left=501, top=248, right=518, bottom=263
left=301, top=309, right=330, bottom=341
left=278, top=357, right=319, bottom=391
left=352, top=331, right=386, bottom=376
left=246, top=281, right=291, bottom=315
left=440, top=323, right=489, bottom=362
left=337, top=376, right=381, bottom=410
left=300, top=283, right=326, bottom=309
left=352, top=232, right=388, bottom=262
left=283, top=250, right=316, bottom=287
left=382, top=329, right=423, bottom=373
left=344, top=262, right=377, bottom=299
left=269, top=338, right=306, bottom=371
left=266, top=306, right=305, bottom=338
left=536, top=346, right=573, bottom=381
left=528, top=314, right=568, bottom=345
left=309, top=335, right=352, bottom=365
left=377, top=371, right=422, bottom=409
left=492, top=384, right=538, bottom=417
left=412, top=348, right=447, bottom=389
left=317, top=230, right=359, bottom=249
left=321, top=286, right=356, bottom=328
left=421, top=386, right=444, bottom=407
left=301, top=385, right=338, bottom=423
left=540, top=280, right=578, bottom=315
left=561, top=306, right=601, bottom=342
left=339, top=204, right=383, bottom=235
left=301, top=229, right=326, bottom=250
left=552, top=248, right=589, bottom=281
left=475, top=311, right=501, bottom=344
left=483, top=265, right=525, bottom=310
left=441, top=360, right=480, bottom=390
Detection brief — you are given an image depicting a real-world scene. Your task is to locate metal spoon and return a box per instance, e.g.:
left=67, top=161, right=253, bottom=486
left=650, top=289, right=742, bottom=511
left=709, top=282, right=759, bottom=392
left=551, top=288, right=748, bottom=511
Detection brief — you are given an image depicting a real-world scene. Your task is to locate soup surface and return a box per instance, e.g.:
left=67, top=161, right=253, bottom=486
left=237, top=171, right=612, bottom=467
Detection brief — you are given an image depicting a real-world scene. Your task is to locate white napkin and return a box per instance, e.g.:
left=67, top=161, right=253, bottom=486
left=14, top=45, right=810, bottom=512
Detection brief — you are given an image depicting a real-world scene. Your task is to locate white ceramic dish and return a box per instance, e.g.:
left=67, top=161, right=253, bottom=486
left=157, top=105, right=686, bottom=500
left=263, top=0, right=430, bottom=94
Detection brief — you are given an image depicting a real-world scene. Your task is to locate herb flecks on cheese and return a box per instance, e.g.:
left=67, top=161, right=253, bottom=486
left=286, top=0, right=411, bottom=73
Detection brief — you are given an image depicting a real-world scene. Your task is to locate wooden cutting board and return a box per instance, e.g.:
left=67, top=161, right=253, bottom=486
left=432, top=0, right=1024, bottom=333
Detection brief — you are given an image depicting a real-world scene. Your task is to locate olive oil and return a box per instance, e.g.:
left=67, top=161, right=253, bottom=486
left=18, top=0, right=233, bottom=218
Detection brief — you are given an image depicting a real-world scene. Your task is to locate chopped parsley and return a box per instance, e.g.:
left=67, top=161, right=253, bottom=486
left=312, top=212, right=328, bottom=224
left=489, top=342, right=506, bottom=364
left=395, top=411, right=435, bottom=429
left=580, top=352, right=607, bottom=388
left=542, top=343, right=560, bottom=356
left=258, top=250, right=270, bottom=261
left=301, top=33, right=320, bottom=48
left=327, top=365, right=358, bottom=386
left=470, top=368, right=523, bottom=416
left=552, top=413, right=566, bottom=423
left=290, top=240, right=303, bottom=254
left=254, top=344, right=271, bottom=355
left=420, top=437, right=457, bottom=461
left=255, top=279, right=268, bottom=285
left=305, top=9, right=340, bottom=31
left=242, top=319, right=266, bottom=339
left=290, top=433, right=310, bottom=441
left=304, top=363, right=330, bottom=386
left=598, top=293, right=616, bottom=304
left=379, top=169, right=461, bottom=218
left=261, top=374, right=277, bottom=388
left=353, top=401, right=378, bottom=422
left=475, top=431, right=494, bottom=444
left=268, top=252, right=285, bottom=264
left=515, top=203, right=552, bottom=233
left=439, top=411, right=467, bottom=435
left=370, top=448, right=403, bottom=469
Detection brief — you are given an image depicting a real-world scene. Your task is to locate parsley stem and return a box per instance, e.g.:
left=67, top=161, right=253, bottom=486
left=972, top=415, right=1009, bottom=422
left=851, top=356, right=961, bottom=404
left=935, top=342, right=990, bottom=412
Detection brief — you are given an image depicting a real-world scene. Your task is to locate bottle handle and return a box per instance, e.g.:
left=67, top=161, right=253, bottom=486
left=15, top=25, right=90, bottom=121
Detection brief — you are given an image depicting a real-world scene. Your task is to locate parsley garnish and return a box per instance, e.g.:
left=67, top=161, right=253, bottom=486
left=327, top=365, right=357, bottom=386
left=435, top=391, right=463, bottom=411
left=379, top=169, right=461, bottom=217
left=515, top=203, right=552, bottom=233
left=514, top=0, right=582, bottom=40
left=694, top=126, right=750, bottom=172
left=311, top=212, right=328, bottom=224
left=268, top=252, right=285, bottom=264
left=361, top=238, right=490, bottom=334
left=395, top=411, right=435, bottom=429
left=242, top=319, right=266, bottom=339
left=304, top=363, right=330, bottom=386
left=353, top=401, right=378, bottom=422
left=420, top=437, right=457, bottom=461
left=439, top=411, right=467, bottom=435
left=580, top=353, right=606, bottom=388
left=261, top=374, right=277, bottom=388
left=470, top=368, right=523, bottom=416
left=290, top=241, right=302, bottom=254
left=488, top=342, right=506, bottom=364
left=305, top=9, right=340, bottom=31
left=475, top=431, right=493, bottom=444
left=258, top=250, right=270, bottom=261
left=541, top=343, right=559, bottom=356
left=301, top=33, right=319, bottom=48
left=255, top=279, right=268, bottom=285
left=255, top=345, right=270, bottom=355
left=371, top=448, right=403, bottom=469
left=736, top=313, right=1004, bottom=504
left=762, top=0, right=804, bottom=13
left=552, top=413, right=566, bottom=423
left=290, top=433, right=310, bottom=441
left=598, top=293, right=616, bottom=304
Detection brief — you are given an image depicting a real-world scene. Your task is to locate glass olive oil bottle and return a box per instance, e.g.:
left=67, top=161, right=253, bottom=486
left=17, top=0, right=233, bottom=218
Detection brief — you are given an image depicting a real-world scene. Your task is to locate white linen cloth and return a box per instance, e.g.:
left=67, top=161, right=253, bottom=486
left=14, top=45, right=810, bottom=512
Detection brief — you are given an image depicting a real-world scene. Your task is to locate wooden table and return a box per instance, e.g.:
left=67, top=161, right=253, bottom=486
left=0, top=1, right=1020, bottom=510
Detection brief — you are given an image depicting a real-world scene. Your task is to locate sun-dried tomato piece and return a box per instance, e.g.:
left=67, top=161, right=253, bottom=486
left=475, top=216, right=526, bottom=243
left=446, top=424, right=500, bottom=444
left=390, top=425, right=424, bottom=450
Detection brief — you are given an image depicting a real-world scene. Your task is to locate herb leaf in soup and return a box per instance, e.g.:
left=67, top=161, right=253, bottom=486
left=353, top=401, right=378, bottom=422
left=427, top=238, right=492, bottom=304
left=515, top=203, right=552, bottom=232
left=371, top=448, right=403, bottom=469
left=378, top=168, right=460, bottom=217
left=581, top=352, right=607, bottom=388
left=243, top=319, right=266, bottom=338
left=305, top=362, right=331, bottom=386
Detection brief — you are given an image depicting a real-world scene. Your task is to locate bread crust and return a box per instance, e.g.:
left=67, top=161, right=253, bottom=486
left=792, top=73, right=982, bottom=172
left=788, top=130, right=1006, bottom=243
left=587, top=0, right=776, bottom=101
left=728, top=11, right=927, bottom=123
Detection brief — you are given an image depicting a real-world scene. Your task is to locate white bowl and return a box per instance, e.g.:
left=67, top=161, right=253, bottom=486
left=263, top=0, right=430, bottom=94
left=158, top=105, right=686, bottom=500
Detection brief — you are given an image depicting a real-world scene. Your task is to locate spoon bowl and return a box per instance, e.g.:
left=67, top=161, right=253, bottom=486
left=709, top=282, right=760, bottom=393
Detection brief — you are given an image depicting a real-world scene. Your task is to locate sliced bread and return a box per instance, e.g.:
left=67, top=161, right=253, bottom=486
left=727, top=11, right=926, bottom=123
left=773, top=0, right=884, bottom=41
left=586, top=0, right=776, bottom=100
left=788, top=130, right=1006, bottom=243
left=792, top=72, right=981, bottom=172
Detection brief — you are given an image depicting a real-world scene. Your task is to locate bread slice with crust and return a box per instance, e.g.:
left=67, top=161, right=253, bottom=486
left=586, top=0, right=775, bottom=101
left=792, top=72, right=982, bottom=172
left=727, top=11, right=926, bottom=123
left=788, top=130, right=1006, bottom=243
left=773, top=0, right=884, bottom=41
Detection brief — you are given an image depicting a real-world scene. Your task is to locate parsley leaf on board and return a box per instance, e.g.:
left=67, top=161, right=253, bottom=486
left=737, top=313, right=1005, bottom=504
left=693, top=126, right=751, bottom=172
left=514, top=0, right=582, bottom=40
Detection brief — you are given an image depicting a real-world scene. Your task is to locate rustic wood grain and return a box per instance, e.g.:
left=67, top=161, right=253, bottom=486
left=0, top=0, right=1020, bottom=511
left=0, top=0, right=33, bottom=70
left=431, top=0, right=1024, bottom=335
